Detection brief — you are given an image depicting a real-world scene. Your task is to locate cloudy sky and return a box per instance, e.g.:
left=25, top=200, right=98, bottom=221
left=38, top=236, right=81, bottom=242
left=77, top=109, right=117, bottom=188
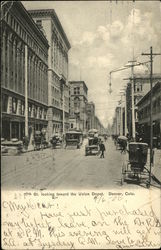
left=22, top=0, right=161, bottom=127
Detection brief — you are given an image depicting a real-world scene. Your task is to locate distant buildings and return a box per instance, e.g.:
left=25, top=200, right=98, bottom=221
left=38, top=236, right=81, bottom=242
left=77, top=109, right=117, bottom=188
left=94, top=116, right=105, bottom=135
left=69, top=81, right=88, bottom=133
left=28, top=9, right=71, bottom=138
left=86, top=102, right=95, bottom=130
left=1, top=2, right=49, bottom=141
left=68, top=81, right=105, bottom=134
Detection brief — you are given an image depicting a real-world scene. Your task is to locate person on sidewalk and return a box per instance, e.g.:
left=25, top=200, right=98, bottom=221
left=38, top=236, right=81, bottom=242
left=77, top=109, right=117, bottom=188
left=99, top=141, right=106, bottom=158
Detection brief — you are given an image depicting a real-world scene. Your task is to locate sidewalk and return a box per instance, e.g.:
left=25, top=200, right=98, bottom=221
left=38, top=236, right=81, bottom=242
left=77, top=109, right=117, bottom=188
left=152, top=149, right=161, bottom=183
left=146, top=148, right=161, bottom=184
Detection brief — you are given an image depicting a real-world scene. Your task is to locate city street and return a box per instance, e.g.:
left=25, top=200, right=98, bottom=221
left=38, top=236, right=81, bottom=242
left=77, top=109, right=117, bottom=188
left=2, top=137, right=158, bottom=191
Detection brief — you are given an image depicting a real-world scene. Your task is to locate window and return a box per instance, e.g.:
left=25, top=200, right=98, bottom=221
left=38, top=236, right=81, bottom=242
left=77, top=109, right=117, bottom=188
left=2, top=94, right=8, bottom=112
left=28, top=104, right=32, bottom=117
left=39, top=108, right=42, bottom=119
left=35, top=106, right=38, bottom=118
left=44, top=110, right=47, bottom=120
left=71, top=123, right=73, bottom=129
left=36, top=20, right=42, bottom=29
left=12, top=97, right=17, bottom=114
left=74, top=87, right=80, bottom=95
left=20, top=101, right=25, bottom=115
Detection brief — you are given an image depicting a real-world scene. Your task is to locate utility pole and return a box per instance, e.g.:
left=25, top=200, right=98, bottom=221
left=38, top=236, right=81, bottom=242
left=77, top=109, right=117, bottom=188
left=25, top=45, right=28, bottom=137
left=128, top=60, right=136, bottom=141
left=120, top=95, right=123, bottom=136
left=62, top=84, right=65, bottom=135
left=109, top=60, right=150, bottom=139
left=142, top=46, right=161, bottom=185
left=120, top=89, right=127, bottom=136
left=124, top=91, right=127, bottom=136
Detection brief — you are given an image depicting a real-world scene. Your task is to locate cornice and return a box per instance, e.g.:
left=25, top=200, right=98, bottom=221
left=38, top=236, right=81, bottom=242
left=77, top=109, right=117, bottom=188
left=28, top=9, right=71, bottom=50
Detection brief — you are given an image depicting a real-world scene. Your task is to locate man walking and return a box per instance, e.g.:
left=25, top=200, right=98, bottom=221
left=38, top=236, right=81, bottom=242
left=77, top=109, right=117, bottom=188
left=99, top=140, right=106, bottom=158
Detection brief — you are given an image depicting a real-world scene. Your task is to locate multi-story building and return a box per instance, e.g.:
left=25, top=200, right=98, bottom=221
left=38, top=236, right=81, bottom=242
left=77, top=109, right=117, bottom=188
left=86, top=102, right=95, bottom=131
left=137, top=81, right=161, bottom=147
left=1, top=2, right=49, bottom=141
left=28, top=9, right=71, bottom=137
left=69, top=81, right=88, bottom=133
left=126, top=73, right=161, bottom=138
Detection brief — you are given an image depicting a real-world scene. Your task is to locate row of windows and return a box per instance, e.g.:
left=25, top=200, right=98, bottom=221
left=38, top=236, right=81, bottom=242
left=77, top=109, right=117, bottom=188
left=52, top=98, right=60, bottom=107
left=2, top=94, right=47, bottom=119
left=53, top=123, right=60, bottom=130
left=138, top=97, right=161, bottom=120
left=52, top=74, right=60, bottom=88
left=53, top=112, right=61, bottom=121
left=52, top=86, right=60, bottom=96
left=2, top=36, right=48, bottom=104
left=52, top=39, right=68, bottom=77
left=4, top=11, right=48, bottom=63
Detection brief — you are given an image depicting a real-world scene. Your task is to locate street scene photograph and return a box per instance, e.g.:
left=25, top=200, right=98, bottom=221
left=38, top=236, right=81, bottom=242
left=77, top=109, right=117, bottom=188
left=1, top=0, right=161, bottom=191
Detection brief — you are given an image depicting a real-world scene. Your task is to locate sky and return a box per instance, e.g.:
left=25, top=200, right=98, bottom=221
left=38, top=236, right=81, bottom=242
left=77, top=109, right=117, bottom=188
left=22, top=0, right=161, bottom=127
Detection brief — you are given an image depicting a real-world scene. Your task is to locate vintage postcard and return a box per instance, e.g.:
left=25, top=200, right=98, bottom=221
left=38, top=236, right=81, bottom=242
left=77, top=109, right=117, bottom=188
left=1, top=0, right=161, bottom=249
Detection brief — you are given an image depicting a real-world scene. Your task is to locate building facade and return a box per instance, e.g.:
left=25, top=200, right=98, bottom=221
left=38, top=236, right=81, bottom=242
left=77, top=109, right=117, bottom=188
left=126, top=73, right=161, bottom=138
left=137, top=82, right=161, bottom=147
left=86, top=102, right=95, bottom=131
left=94, top=116, right=105, bottom=135
left=28, top=9, right=71, bottom=138
left=1, top=2, right=49, bottom=141
left=69, top=81, right=88, bottom=133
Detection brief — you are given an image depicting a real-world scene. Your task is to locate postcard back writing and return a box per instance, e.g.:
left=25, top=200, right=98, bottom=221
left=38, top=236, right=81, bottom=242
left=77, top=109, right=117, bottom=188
left=2, top=189, right=161, bottom=249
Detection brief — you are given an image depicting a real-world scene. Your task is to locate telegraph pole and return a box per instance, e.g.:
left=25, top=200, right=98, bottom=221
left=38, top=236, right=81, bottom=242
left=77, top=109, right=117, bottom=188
left=124, top=91, right=127, bottom=136
left=120, top=95, right=123, bottom=136
left=25, top=45, right=28, bottom=137
left=129, top=60, right=136, bottom=141
left=142, top=46, right=161, bottom=185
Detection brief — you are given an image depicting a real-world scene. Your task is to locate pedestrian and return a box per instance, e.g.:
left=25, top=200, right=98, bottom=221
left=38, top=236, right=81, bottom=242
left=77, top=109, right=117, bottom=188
left=121, top=140, right=127, bottom=154
left=99, top=140, right=106, bottom=158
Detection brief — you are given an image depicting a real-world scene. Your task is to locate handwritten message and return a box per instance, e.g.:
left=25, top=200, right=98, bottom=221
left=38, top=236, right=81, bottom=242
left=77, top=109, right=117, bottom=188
left=2, top=189, right=161, bottom=249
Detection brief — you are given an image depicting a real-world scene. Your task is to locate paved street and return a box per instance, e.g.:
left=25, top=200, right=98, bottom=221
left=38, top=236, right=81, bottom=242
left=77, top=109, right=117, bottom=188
left=2, top=138, right=159, bottom=191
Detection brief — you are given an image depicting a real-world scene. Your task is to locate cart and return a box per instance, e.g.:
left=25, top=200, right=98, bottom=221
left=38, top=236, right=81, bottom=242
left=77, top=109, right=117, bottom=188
left=50, top=135, right=61, bottom=149
left=65, top=130, right=83, bottom=149
left=121, top=142, right=150, bottom=187
left=85, top=129, right=101, bottom=156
